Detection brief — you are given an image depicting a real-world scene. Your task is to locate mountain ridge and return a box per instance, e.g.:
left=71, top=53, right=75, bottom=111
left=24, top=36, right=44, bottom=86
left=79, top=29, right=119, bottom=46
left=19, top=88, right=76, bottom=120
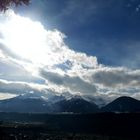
left=0, top=95, right=140, bottom=113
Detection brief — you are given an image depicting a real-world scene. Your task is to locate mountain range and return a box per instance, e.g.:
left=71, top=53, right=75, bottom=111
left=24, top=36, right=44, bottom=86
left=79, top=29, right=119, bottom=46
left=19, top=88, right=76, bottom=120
left=0, top=95, right=140, bottom=113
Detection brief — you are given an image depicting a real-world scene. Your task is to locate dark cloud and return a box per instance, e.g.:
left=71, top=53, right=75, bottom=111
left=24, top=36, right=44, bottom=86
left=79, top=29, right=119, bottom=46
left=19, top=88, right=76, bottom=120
left=92, top=68, right=140, bottom=87
left=40, top=70, right=97, bottom=94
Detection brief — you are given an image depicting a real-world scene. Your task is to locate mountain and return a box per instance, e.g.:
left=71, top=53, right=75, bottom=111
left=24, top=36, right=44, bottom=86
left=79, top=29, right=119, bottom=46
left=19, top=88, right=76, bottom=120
left=0, top=95, right=99, bottom=113
left=101, top=96, right=140, bottom=113
left=0, top=96, right=52, bottom=113
left=54, top=96, right=99, bottom=113
left=0, top=95, right=140, bottom=113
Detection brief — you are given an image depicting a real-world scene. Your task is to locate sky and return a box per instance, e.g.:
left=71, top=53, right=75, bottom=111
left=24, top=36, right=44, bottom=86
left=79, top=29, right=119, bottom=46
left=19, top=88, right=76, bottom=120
left=0, top=0, right=140, bottom=103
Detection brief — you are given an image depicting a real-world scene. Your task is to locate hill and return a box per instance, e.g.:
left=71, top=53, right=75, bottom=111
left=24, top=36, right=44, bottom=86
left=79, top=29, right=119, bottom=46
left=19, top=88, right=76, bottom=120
left=101, top=96, right=140, bottom=112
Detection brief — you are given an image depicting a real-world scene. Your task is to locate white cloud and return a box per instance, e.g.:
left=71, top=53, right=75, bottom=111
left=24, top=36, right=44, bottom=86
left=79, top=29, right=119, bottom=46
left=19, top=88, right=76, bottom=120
left=0, top=10, right=140, bottom=102
left=0, top=93, right=17, bottom=100
left=0, top=79, right=45, bottom=94
left=0, top=10, right=98, bottom=70
left=0, top=56, right=45, bottom=83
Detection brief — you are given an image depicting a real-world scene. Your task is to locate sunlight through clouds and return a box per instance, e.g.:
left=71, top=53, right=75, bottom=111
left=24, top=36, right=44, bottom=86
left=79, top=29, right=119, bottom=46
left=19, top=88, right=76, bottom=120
left=0, top=10, right=58, bottom=66
left=0, top=10, right=98, bottom=71
left=0, top=10, right=140, bottom=102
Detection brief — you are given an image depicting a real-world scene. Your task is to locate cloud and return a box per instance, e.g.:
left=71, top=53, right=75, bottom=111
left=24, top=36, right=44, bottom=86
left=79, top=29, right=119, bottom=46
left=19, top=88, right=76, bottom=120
left=0, top=54, right=45, bottom=83
left=0, top=10, right=98, bottom=69
left=40, top=70, right=97, bottom=94
left=91, top=67, right=140, bottom=88
left=0, top=10, right=98, bottom=73
left=0, top=43, right=22, bottom=60
left=0, top=93, right=17, bottom=100
left=0, top=10, right=140, bottom=102
left=0, top=79, right=46, bottom=96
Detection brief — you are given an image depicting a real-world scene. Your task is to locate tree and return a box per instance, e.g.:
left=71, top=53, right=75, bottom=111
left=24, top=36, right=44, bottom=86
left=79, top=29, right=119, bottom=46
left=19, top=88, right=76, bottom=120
left=0, top=0, right=30, bottom=11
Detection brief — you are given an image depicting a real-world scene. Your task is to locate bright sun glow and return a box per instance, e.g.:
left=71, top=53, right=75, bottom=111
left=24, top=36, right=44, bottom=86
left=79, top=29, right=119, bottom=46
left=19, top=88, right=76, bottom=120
left=0, top=11, right=63, bottom=67
left=1, top=11, right=48, bottom=65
